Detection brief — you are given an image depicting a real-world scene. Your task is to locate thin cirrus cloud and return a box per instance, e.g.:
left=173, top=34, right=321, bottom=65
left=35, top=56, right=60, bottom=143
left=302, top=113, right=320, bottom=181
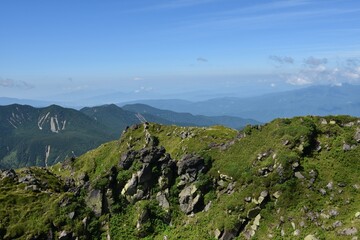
left=197, top=57, right=208, bottom=62
left=132, top=0, right=219, bottom=12
left=177, top=1, right=360, bottom=31
left=269, top=55, right=294, bottom=64
left=133, top=77, right=144, bottom=81
left=0, top=78, right=34, bottom=89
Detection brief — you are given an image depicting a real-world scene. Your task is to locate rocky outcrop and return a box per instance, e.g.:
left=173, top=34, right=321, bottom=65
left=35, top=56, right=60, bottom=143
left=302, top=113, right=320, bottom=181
left=0, top=169, right=17, bottom=180
left=179, top=184, right=202, bottom=214
left=86, top=189, right=103, bottom=217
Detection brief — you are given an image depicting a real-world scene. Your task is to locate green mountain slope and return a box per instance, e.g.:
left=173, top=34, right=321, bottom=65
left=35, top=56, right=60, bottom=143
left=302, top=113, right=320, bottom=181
left=0, top=104, right=113, bottom=169
left=1, top=115, right=359, bottom=239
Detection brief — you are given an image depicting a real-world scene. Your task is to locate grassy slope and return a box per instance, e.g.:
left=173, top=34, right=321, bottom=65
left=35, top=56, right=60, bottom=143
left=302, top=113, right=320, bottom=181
left=1, top=116, right=359, bottom=239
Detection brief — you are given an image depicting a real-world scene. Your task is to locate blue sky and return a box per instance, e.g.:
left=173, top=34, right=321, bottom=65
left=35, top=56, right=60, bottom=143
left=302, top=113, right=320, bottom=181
left=1, top=0, right=360, bottom=102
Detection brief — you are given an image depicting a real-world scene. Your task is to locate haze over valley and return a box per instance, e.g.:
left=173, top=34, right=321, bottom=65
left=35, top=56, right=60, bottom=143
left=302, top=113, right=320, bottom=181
left=1, top=1, right=360, bottom=239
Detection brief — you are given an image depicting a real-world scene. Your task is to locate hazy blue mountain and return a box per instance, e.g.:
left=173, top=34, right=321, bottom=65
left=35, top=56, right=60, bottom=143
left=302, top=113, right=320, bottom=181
left=122, top=84, right=360, bottom=122
left=123, top=103, right=260, bottom=128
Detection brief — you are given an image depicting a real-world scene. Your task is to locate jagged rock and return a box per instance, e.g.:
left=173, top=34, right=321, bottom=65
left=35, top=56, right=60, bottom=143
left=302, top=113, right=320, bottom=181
left=136, top=208, right=150, bottom=230
left=292, top=161, right=300, bottom=169
left=329, top=209, right=339, bottom=217
left=247, top=207, right=261, bottom=219
left=293, top=229, right=300, bottom=236
left=204, top=201, right=212, bottom=212
left=355, top=212, right=360, bottom=218
left=217, top=180, right=227, bottom=189
left=179, top=184, right=202, bottom=214
left=257, top=190, right=269, bottom=208
left=18, top=174, right=36, bottom=184
left=253, top=214, right=261, bottom=227
left=82, top=217, right=88, bottom=228
left=139, top=146, right=165, bottom=163
left=68, top=212, right=75, bottom=220
left=355, top=128, right=360, bottom=143
left=119, top=150, right=137, bottom=170
left=158, top=175, right=168, bottom=190
left=257, top=151, right=271, bottom=161
left=214, top=229, right=222, bottom=239
left=244, top=196, right=252, bottom=202
left=59, top=230, right=72, bottom=240
left=304, top=234, right=319, bottom=240
left=295, top=171, right=305, bottom=179
left=121, top=173, right=138, bottom=196
left=332, top=220, right=342, bottom=228
left=133, top=189, right=145, bottom=201
left=156, top=192, right=170, bottom=211
left=326, top=181, right=333, bottom=190
left=299, top=221, right=305, bottom=228
left=338, top=182, right=346, bottom=187
left=1, top=169, right=17, bottom=180
left=137, top=164, right=152, bottom=185
left=220, top=219, right=245, bottom=240
left=25, top=185, right=40, bottom=191
left=258, top=167, right=272, bottom=176
left=225, top=182, right=236, bottom=194
left=273, top=191, right=281, bottom=199
left=177, top=154, right=205, bottom=176
left=87, top=189, right=103, bottom=217
left=343, top=143, right=352, bottom=151
left=219, top=173, right=233, bottom=181
left=78, top=172, right=89, bottom=186
left=338, top=227, right=358, bottom=236
left=319, top=188, right=327, bottom=195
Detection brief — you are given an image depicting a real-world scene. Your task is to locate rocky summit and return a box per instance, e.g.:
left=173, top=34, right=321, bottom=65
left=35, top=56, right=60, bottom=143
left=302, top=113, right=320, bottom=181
left=0, top=116, right=359, bottom=239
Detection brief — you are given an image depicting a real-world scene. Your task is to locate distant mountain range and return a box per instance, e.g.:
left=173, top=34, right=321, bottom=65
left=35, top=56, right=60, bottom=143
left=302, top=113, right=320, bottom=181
left=0, top=104, right=256, bottom=169
left=122, top=84, right=360, bottom=122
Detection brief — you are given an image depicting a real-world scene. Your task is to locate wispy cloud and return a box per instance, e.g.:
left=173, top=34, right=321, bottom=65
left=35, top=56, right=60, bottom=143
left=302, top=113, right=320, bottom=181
left=0, top=78, right=34, bottom=89
left=197, top=57, right=208, bottom=62
left=133, top=77, right=144, bottom=81
left=269, top=55, right=294, bottom=64
left=304, top=56, right=327, bottom=67
left=177, top=1, right=360, bottom=30
left=277, top=56, right=360, bottom=86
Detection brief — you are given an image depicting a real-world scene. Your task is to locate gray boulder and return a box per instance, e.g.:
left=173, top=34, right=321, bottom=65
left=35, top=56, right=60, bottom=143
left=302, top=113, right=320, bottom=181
left=121, top=173, right=138, bottom=196
left=156, top=192, right=170, bottom=211
left=177, top=154, right=205, bottom=175
left=119, top=150, right=137, bottom=170
left=179, top=184, right=202, bottom=214
left=1, top=169, right=17, bottom=180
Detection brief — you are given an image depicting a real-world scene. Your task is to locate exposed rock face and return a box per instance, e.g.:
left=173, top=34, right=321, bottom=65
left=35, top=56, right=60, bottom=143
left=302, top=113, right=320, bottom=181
left=177, top=154, right=206, bottom=176
left=156, top=191, right=170, bottom=211
left=120, top=146, right=173, bottom=202
left=86, top=189, right=103, bottom=217
left=220, top=219, right=246, bottom=240
left=338, top=227, right=358, bottom=236
left=304, top=234, right=319, bottom=240
left=179, top=184, right=202, bottom=214
left=121, top=173, right=138, bottom=196
left=119, top=150, right=137, bottom=170
left=1, top=169, right=17, bottom=180
left=355, top=128, right=360, bottom=142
